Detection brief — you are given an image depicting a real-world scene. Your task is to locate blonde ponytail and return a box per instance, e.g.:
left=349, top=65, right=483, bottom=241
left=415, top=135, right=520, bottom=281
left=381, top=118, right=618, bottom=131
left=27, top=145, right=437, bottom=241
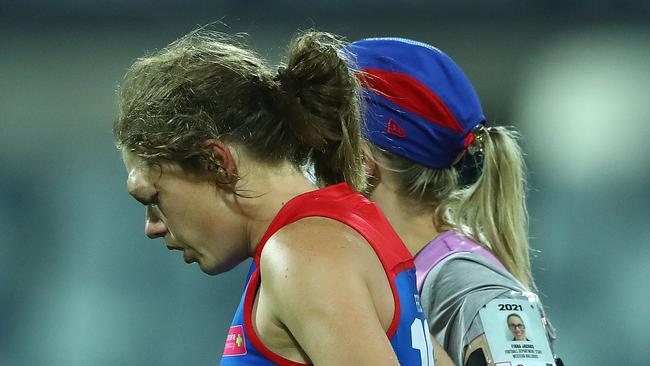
left=369, top=124, right=534, bottom=289
left=444, top=126, right=533, bottom=290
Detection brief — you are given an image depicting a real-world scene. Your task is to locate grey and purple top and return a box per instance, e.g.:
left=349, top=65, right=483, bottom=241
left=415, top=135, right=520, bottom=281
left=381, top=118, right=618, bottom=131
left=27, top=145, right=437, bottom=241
left=414, top=230, right=556, bottom=365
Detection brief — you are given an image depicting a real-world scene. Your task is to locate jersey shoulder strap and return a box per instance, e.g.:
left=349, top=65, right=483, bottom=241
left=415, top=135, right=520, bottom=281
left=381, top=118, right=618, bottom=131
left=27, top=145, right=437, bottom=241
left=414, top=230, right=505, bottom=292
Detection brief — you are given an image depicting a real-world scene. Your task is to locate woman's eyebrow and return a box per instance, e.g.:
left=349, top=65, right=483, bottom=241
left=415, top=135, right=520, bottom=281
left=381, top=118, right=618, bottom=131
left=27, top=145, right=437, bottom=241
left=133, top=196, right=149, bottom=205
left=131, top=193, right=155, bottom=206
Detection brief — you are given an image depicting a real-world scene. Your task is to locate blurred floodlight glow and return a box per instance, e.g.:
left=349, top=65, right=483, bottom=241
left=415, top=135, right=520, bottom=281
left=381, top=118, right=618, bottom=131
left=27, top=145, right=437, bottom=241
left=514, top=29, right=650, bottom=189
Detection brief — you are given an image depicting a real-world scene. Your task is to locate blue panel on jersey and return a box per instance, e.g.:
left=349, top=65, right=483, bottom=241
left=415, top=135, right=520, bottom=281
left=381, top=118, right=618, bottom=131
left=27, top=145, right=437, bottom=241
left=391, top=269, right=435, bottom=365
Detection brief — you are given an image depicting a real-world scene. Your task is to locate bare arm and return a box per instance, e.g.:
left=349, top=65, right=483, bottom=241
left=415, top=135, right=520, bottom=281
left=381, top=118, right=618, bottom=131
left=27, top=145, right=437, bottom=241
left=464, top=335, right=494, bottom=366
left=431, top=335, right=455, bottom=366
left=260, top=218, right=400, bottom=366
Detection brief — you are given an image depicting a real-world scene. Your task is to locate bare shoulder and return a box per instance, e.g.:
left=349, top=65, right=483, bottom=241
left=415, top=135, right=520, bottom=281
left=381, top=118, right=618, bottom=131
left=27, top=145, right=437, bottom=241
left=261, top=216, right=371, bottom=270
left=258, top=216, right=374, bottom=304
left=256, top=217, right=399, bottom=364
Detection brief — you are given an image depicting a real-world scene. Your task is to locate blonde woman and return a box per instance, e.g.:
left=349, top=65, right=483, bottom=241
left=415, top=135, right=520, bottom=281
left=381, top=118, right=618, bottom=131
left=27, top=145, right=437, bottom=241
left=345, top=38, right=563, bottom=366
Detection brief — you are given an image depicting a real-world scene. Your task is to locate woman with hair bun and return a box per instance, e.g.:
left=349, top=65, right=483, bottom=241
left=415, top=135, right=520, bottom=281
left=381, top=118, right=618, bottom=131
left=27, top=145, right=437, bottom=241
left=345, top=38, right=562, bottom=366
left=114, top=29, right=435, bottom=365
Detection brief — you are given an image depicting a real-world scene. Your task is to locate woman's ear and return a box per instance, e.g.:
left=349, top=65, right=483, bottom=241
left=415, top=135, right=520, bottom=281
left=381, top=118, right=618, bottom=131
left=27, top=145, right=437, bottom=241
left=202, top=139, right=238, bottom=179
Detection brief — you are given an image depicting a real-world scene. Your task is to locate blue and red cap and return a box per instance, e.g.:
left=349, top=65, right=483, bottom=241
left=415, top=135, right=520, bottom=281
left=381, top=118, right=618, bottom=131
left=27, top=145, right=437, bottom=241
left=344, top=38, right=485, bottom=169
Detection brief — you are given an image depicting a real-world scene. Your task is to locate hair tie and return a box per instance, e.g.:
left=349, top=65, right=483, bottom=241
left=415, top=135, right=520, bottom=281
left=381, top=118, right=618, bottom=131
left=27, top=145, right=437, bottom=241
left=468, top=124, right=492, bottom=156
left=275, top=66, right=299, bottom=97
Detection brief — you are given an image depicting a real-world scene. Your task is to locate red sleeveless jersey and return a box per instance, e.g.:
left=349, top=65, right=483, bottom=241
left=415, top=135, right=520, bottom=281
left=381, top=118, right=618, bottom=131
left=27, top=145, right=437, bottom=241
left=220, top=183, right=435, bottom=365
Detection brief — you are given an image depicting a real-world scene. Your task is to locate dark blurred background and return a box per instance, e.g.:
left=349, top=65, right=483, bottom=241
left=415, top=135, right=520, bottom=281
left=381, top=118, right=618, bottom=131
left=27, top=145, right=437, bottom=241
left=1, top=1, right=649, bottom=365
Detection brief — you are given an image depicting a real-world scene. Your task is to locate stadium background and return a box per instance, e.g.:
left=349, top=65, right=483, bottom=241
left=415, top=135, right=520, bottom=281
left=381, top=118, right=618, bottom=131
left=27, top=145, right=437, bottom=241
left=1, top=1, right=649, bottom=365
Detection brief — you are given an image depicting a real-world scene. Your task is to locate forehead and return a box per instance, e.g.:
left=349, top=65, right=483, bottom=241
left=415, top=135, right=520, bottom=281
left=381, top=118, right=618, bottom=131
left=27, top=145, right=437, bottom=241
left=508, top=315, right=522, bottom=323
left=122, top=149, right=146, bottom=171
left=121, top=150, right=156, bottom=194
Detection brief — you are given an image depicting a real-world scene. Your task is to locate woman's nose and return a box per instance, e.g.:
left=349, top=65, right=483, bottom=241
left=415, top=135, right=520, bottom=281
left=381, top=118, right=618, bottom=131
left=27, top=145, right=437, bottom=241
left=145, top=206, right=168, bottom=239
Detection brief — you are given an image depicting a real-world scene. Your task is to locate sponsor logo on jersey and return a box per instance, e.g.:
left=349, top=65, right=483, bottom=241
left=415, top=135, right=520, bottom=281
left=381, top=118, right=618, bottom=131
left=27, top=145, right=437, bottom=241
left=223, top=325, right=247, bottom=356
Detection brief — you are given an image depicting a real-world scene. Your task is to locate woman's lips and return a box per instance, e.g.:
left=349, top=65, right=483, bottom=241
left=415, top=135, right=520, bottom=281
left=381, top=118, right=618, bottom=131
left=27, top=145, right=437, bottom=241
left=183, top=251, right=196, bottom=263
left=165, top=245, right=195, bottom=263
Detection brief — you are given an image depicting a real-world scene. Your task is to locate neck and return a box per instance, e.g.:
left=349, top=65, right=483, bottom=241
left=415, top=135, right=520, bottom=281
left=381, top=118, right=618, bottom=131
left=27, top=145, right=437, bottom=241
left=369, top=182, right=440, bottom=256
left=233, top=159, right=318, bottom=257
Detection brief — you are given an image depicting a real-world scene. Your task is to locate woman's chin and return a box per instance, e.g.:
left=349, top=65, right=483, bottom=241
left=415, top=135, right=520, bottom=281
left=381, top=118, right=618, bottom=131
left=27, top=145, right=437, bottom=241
left=199, top=258, right=241, bottom=276
left=197, top=259, right=223, bottom=276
